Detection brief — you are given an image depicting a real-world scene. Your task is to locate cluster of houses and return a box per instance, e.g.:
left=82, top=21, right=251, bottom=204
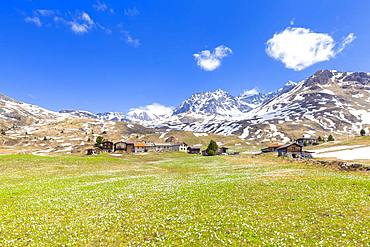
left=87, top=141, right=230, bottom=156
left=261, top=137, right=317, bottom=159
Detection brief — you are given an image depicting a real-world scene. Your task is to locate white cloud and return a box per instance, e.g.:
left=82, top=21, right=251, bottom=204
left=23, top=8, right=138, bottom=46
left=124, top=7, right=140, bottom=17
left=34, top=9, right=55, bottom=17
left=127, top=103, right=173, bottom=121
left=69, top=12, right=95, bottom=34
left=93, top=1, right=114, bottom=14
left=266, top=27, right=356, bottom=71
left=337, top=33, right=356, bottom=53
left=124, top=32, right=140, bottom=47
left=24, top=16, right=42, bottom=27
left=241, top=88, right=259, bottom=97
left=118, top=26, right=140, bottom=47
left=193, top=45, right=233, bottom=71
left=25, top=9, right=96, bottom=35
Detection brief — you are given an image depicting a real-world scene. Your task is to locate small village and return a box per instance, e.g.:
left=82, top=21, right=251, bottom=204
left=87, top=137, right=231, bottom=156
left=259, top=135, right=336, bottom=159
left=86, top=134, right=337, bottom=160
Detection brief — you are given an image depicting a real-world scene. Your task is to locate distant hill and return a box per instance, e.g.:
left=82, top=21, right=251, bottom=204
left=1, top=70, right=370, bottom=145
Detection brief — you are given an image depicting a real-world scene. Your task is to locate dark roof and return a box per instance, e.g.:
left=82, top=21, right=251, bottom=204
left=276, top=143, right=303, bottom=150
left=114, top=141, right=126, bottom=144
left=267, top=143, right=283, bottom=148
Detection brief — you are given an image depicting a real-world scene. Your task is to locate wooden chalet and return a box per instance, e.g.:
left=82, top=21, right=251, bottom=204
left=187, top=147, right=201, bottom=154
left=217, top=147, right=229, bottom=155
left=114, top=141, right=127, bottom=152
left=112, top=141, right=135, bottom=154
left=277, top=143, right=313, bottom=159
left=154, top=143, right=178, bottom=152
left=261, top=143, right=283, bottom=153
left=86, top=148, right=100, bottom=155
left=125, top=142, right=135, bottom=154
left=101, top=141, right=114, bottom=152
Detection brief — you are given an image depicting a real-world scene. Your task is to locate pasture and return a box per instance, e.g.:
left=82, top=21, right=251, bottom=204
left=0, top=153, right=368, bottom=246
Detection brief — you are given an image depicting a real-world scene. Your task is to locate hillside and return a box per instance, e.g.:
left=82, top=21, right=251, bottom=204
left=124, top=70, right=370, bottom=144
left=1, top=70, right=370, bottom=152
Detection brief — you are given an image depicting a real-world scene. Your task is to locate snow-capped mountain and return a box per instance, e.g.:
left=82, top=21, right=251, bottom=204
left=206, top=70, right=370, bottom=141
left=173, top=89, right=250, bottom=117
left=56, top=82, right=300, bottom=125
left=59, top=110, right=127, bottom=122
left=236, top=81, right=297, bottom=109
left=59, top=110, right=97, bottom=119
left=171, top=83, right=298, bottom=119
left=129, top=70, right=370, bottom=142
left=0, top=93, right=60, bottom=127
left=1, top=69, right=370, bottom=144
left=96, top=112, right=126, bottom=122
left=247, top=70, right=370, bottom=125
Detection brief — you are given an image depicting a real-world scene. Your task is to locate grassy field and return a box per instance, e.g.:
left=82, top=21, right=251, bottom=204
left=0, top=153, right=369, bottom=246
left=308, top=136, right=370, bottom=150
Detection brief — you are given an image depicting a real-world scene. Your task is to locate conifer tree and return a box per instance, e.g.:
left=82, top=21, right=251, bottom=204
left=360, top=129, right=366, bottom=136
left=206, top=140, right=218, bottom=156
left=327, top=134, right=335, bottom=142
left=95, top=136, right=104, bottom=147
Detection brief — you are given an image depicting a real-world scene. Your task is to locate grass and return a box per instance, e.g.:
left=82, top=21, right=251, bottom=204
left=0, top=153, right=369, bottom=246
left=308, top=136, right=370, bottom=150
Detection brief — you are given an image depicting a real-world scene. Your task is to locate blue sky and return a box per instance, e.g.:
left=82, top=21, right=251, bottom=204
left=1, top=0, right=370, bottom=113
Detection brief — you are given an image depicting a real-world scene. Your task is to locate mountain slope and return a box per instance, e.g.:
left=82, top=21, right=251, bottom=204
left=139, top=70, right=370, bottom=143
left=231, top=70, right=370, bottom=141
left=0, top=94, right=59, bottom=127
left=59, top=110, right=127, bottom=122
left=2, top=69, right=369, bottom=145
left=236, top=81, right=297, bottom=109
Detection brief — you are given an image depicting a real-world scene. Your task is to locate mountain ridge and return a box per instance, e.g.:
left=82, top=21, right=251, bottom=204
left=1, top=69, right=370, bottom=143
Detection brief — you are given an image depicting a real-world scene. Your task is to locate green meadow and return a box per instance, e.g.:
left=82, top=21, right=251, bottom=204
left=0, top=153, right=368, bottom=246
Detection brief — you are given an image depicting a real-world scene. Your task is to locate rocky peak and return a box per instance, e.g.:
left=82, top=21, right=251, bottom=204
left=342, top=72, right=370, bottom=84
left=305, top=70, right=336, bottom=85
left=173, top=89, right=248, bottom=116
left=96, top=112, right=126, bottom=121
